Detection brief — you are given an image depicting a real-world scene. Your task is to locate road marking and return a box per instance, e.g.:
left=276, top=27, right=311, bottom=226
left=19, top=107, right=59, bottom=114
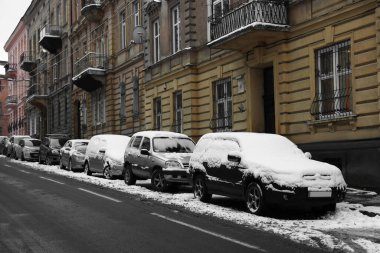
left=151, top=213, right=266, bottom=252
left=40, top=176, right=65, bottom=185
left=19, top=170, right=31, bottom=174
left=77, top=188, right=122, bottom=203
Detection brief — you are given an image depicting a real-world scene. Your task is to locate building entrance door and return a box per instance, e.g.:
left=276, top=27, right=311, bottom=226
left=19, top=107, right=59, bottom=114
left=263, top=67, right=275, bottom=133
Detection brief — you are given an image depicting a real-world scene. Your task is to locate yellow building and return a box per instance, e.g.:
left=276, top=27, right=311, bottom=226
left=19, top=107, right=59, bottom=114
left=142, top=0, right=380, bottom=189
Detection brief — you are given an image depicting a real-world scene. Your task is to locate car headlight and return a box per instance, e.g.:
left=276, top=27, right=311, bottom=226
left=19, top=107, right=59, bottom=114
left=165, top=160, right=182, bottom=169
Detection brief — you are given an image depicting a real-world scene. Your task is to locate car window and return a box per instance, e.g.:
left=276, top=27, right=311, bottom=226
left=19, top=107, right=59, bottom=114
left=153, top=137, right=195, bottom=153
left=74, top=142, right=88, bottom=147
left=127, top=136, right=135, bottom=148
left=24, top=140, right=41, bottom=147
left=141, top=137, right=151, bottom=150
left=75, top=145, right=87, bottom=154
left=132, top=136, right=143, bottom=149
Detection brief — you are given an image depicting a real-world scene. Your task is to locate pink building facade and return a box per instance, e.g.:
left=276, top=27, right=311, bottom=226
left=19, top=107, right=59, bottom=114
left=0, top=75, right=10, bottom=136
left=4, top=19, right=29, bottom=136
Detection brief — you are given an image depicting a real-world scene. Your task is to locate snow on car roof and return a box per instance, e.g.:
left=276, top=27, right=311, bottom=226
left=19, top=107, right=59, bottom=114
left=132, top=131, right=191, bottom=139
left=70, top=139, right=89, bottom=143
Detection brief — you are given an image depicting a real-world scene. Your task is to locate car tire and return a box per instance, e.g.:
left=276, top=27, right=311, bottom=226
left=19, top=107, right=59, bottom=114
left=60, top=158, right=66, bottom=170
left=38, top=154, right=43, bottom=164
left=21, top=152, right=25, bottom=161
left=124, top=164, right=136, bottom=185
left=151, top=169, right=168, bottom=192
left=84, top=162, right=92, bottom=176
left=103, top=165, right=113, bottom=179
left=245, top=182, right=266, bottom=215
left=193, top=175, right=212, bottom=202
left=68, top=158, right=72, bottom=171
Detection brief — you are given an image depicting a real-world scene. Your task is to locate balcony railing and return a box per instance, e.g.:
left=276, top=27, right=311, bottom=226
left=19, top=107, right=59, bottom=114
left=6, top=95, right=17, bottom=106
left=19, top=51, right=36, bottom=72
left=83, top=0, right=104, bottom=6
left=209, top=0, right=288, bottom=41
left=40, top=25, right=62, bottom=38
left=81, top=0, right=105, bottom=21
left=27, top=83, right=47, bottom=97
left=19, top=51, right=34, bottom=64
left=74, top=52, right=107, bottom=76
left=310, top=88, right=352, bottom=120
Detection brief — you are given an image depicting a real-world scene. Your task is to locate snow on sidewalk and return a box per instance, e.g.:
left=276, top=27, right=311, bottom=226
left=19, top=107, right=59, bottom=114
left=4, top=157, right=380, bottom=253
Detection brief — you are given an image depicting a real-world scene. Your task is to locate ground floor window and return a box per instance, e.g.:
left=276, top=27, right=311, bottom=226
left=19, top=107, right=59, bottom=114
left=173, top=91, right=182, bottom=133
left=92, top=88, right=106, bottom=125
left=213, top=78, right=232, bottom=132
left=154, top=97, right=162, bottom=130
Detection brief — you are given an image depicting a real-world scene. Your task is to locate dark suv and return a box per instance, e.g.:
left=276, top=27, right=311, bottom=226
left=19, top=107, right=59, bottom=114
left=39, top=134, right=69, bottom=165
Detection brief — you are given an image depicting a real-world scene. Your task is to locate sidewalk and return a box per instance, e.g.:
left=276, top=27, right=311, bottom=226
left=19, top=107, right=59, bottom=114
left=344, top=188, right=380, bottom=217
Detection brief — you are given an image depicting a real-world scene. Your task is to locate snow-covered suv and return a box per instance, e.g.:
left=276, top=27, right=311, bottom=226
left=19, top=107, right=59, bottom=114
left=189, top=132, right=347, bottom=215
left=123, top=131, right=195, bottom=191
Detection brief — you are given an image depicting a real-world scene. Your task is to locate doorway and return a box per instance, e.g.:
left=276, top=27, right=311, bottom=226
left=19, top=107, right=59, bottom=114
left=263, top=67, right=275, bottom=133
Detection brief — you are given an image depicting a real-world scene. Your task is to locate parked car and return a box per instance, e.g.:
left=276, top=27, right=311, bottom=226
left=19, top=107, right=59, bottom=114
left=60, top=139, right=89, bottom=171
left=14, top=138, right=41, bottom=161
left=0, top=136, right=9, bottom=155
left=189, top=132, right=347, bottom=215
left=39, top=134, right=70, bottom=165
left=84, top=134, right=130, bottom=178
left=123, top=131, right=195, bottom=191
left=2, top=138, right=11, bottom=156
left=9, top=135, right=31, bottom=159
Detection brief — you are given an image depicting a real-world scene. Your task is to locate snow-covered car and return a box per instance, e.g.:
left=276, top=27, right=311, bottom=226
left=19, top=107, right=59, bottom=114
left=9, top=135, right=31, bottom=159
left=15, top=138, right=41, bottom=161
left=60, top=139, right=89, bottom=171
left=84, top=134, right=131, bottom=179
left=189, top=132, right=347, bottom=215
left=39, top=134, right=70, bottom=165
left=0, top=136, right=9, bottom=155
left=123, top=131, right=195, bottom=191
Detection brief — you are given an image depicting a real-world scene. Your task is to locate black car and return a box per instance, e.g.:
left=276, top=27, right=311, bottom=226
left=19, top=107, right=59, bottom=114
left=39, top=134, right=69, bottom=165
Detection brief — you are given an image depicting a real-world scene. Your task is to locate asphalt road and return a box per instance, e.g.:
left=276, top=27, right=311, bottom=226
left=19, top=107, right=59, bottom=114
left=0, top=157, right=325, bottom=253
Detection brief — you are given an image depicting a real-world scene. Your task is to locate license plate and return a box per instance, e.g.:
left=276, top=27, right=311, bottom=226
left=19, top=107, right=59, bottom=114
left=308, top=191, right=332, bottom=198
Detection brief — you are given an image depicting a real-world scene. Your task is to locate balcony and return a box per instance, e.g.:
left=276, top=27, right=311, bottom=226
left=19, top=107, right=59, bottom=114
left=26, top=83, right=48, bottom=108
left=6, top=95, right=17, bottom=108
left=208, top=0, right=289, bottom=50
left=72, top=52, right=107, bottom=92
left=4, top=63, right=17, bottom=78
left=19, top=51, right=36, bottom=72
left=39, top=25, right=62, bottom=54
left=81, top=0, right=104, bottom=22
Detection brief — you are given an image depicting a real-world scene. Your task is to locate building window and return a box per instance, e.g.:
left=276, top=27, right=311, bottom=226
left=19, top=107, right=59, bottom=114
left=172, top=5, right=180, bottom=54
left=120, top=11, right=126, bottom=50
left=120, top=82, right=126, bottom=120
left=132, top=77, right=139, bottom=116
left=92, top=88, right=106, bottom=125
left=133, top=1, right=140, bottom=27
left=81, top=98, right=87, bottom=126
left=211, top=0, right=230, bottom=19
left=213, top=78, right=232, bottom=132
left=154, top=97, right=162, bottom=130
left=153, top=19, right=160, bottom=63
left=311, top=40, right=352, bottom=120
left=57, top=98, right=61, bottom=127
left=173, top=91, right=182, bottom=133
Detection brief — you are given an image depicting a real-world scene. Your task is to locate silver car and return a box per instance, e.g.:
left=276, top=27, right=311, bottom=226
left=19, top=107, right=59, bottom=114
left=10, top=135, right=31, bottom=159
left=15, top=138, right=41, bottom=161
left=60, top=139, right=89, bottom=171
left=123, top=131, right=195, bottom=191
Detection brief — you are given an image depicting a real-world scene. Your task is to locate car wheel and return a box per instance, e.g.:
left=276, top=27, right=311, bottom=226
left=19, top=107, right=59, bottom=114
left=84, top=163, right=92, bottom=176
left=68, top=159, right=72, bottom=171
left=14, top=152, right=18, bottom=160
left=103, top=165, right=113, bottom=179
left=38, top=154, right=43, bottom=164
left=245, top=182, right=266, bottom=215
left=151, top=169, right=168, bottom=192
left=193, top=175, right=212, bottom=202
left=60, top=158, right=65, bottom=170
left=124, top=164, right=136, bottom=185
left=21, top=152, right=25, bottom=161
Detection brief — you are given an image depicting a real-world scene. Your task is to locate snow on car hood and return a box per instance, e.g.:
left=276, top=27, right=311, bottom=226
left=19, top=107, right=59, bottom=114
left=155, top=152, right=191, bottom=164
left=241, top=154, right=347, bottom=190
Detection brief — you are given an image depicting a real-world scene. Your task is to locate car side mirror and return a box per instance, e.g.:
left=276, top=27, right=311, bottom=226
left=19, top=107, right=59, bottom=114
left=141, top=149, right=150, bottom=156
left=228, top=153, right=241, bottom=163
left=99, top=148, right=106, bottom=154
left=305, top=152, right=312, bottom=159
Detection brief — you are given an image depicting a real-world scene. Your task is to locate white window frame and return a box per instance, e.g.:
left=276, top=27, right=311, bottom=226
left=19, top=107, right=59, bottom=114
left=120, top=11, right=126, bottom=50
left=174, top=91, right=182, bottom=133
left=214, top=78, right=232, bottom=131
left=172, top=6, right=180, bottom=54
left=153, top=19, right=160, bottom=63
left=154, top=97, right=162, bottom=130
left=92, top=88, right=106, bottom=126
left=133, top=1, right=140, bottom=27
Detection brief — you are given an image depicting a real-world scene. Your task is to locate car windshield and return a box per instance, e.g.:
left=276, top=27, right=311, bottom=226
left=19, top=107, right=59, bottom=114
left=24, top=140, right=41, bottom=147
left=75, top=144, right=87, bottom=154
left=50, top=138, right=68, bottom=148
left=153, top=137, right=194, bottom=153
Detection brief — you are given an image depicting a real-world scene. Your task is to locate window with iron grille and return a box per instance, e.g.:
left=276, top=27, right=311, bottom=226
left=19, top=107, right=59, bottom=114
left=311, top=41, right=352, bottom=120
left=172, top=5, right=180, bottom=54
left=173, top=91, right=182, bottom=133
left=154, top=97, right=162, bottom=130
left=213, top=78, right=232, bottom=132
